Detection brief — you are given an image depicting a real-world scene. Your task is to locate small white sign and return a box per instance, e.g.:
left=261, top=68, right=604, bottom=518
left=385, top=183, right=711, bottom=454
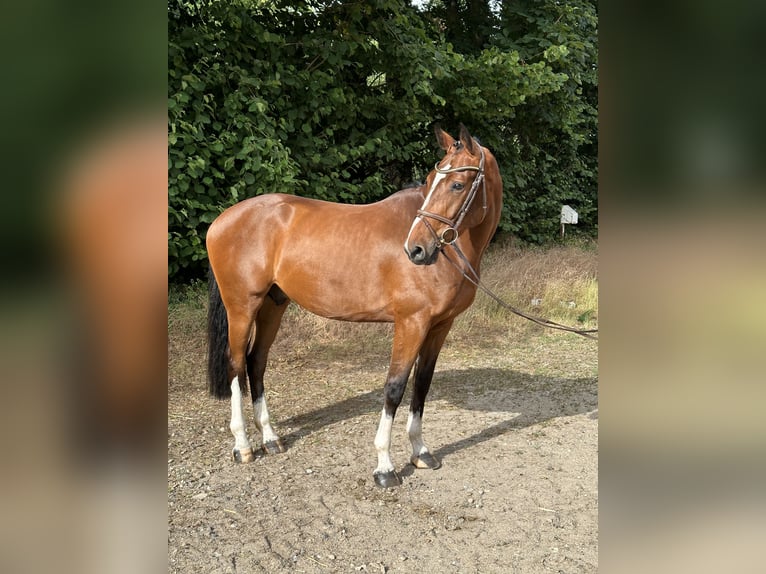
left=561, top=205, right=578, bottom=224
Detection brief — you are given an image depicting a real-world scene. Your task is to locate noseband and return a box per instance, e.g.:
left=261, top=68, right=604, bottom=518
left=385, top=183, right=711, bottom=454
left=416, top=143, right=487, bottom=245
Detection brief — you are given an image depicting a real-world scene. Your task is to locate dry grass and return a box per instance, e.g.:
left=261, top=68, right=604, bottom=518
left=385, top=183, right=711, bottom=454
left=453, top=237, right=598, bottom=342
left=168, top=240, right=598, bottom=383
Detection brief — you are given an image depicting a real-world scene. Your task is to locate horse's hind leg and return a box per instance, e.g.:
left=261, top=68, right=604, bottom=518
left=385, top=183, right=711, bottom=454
left=226, top=304, right=260, bottom=463
left=407, top=320, right=453, bottom=471
left=247, top=285, right=290, bottom=455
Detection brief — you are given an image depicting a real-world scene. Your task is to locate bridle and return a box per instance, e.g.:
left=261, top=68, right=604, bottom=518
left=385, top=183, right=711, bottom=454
left=416, top=142, right=487, bottom=246
left=410, top=139, right=598, bottom=340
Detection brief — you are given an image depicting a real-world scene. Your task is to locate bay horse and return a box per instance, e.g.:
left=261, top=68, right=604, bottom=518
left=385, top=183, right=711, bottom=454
left=206, top=124, right=503, bottom=487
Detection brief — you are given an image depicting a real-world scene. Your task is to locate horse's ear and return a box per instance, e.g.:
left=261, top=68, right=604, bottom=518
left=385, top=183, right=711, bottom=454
left=459, top=123, right=475, bottom=154
left=434, top=123, right=456, bottom=151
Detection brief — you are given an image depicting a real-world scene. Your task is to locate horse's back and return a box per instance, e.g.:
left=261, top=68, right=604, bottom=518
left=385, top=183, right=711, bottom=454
left=209, top=189, right=423, bottom=245
left=208, top=193, right=294, bottom=235
left=207, top=189, right=423, bottom=276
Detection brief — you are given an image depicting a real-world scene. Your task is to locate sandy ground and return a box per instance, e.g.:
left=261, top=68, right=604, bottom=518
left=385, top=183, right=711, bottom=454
left=168, top=320, right=597, bottom=573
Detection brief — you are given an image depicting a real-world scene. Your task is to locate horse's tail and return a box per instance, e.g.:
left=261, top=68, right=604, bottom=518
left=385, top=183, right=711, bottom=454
left=207, top=267, right=232, bottom=398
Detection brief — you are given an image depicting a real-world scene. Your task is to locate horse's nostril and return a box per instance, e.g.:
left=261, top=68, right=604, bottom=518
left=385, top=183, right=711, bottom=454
left=410, top=245, right=425, bottom=262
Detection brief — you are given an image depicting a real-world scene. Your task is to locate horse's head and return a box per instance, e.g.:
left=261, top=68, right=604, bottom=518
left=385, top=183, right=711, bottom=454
left=405, top=124, right=488, bottom=265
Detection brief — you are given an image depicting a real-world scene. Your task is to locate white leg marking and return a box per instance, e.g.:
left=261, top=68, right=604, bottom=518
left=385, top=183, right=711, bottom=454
left=253, top=396, right=280, bottom=445
left=405, top=164, right=451, bottom=250
left=373, top=409, right=395, bottom=474
left=229, top=376, right=252, bottom=453
left=407, top=411, right=429, bottom=458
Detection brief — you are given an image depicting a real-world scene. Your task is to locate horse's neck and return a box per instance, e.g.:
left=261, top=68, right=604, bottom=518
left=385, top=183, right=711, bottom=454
left=460, top=185, right=502, bottom=267
left=460, top=220, right=494, bottom=266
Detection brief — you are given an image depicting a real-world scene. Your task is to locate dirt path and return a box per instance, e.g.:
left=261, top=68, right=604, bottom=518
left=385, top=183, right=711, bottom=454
left=168, top=327, right=597, bottom=573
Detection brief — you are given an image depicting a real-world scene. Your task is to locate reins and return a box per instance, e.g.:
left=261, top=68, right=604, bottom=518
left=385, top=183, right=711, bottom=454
left=441, top=243, right=598, bottom=340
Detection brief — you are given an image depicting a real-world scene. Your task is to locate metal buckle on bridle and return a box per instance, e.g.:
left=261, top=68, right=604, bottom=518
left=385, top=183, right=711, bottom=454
left=439, top=227, right=458, bottom=245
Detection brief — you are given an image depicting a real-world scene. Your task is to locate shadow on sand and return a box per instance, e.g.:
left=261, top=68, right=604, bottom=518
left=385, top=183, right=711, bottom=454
left=278, top=367, right=597, bottom=463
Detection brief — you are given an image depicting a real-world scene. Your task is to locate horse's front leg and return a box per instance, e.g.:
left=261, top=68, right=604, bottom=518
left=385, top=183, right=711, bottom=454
left=408, top=320, right=453, bottom=471
left=373, top=317, right=428, bottom=488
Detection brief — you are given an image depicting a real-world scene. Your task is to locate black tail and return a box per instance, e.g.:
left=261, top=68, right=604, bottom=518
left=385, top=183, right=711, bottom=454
left=207, top=267, right=233, bottom=398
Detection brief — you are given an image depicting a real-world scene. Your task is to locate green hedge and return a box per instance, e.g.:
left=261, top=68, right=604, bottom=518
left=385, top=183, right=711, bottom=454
left=169, top=0, right=597, bottom=280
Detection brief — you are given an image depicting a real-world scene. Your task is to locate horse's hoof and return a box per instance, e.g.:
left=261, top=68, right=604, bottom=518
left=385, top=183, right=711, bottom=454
left=232, top=447, right=255, bottom=463
left=411, top=452, right=441, bottom=470
left=262, top=439, right=286, bottom=455
left=373, top=470, right=402, bottom=488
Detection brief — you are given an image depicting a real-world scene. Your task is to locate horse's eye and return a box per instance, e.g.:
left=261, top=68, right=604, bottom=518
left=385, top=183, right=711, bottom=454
left=451, top=182, right=464, bottom=191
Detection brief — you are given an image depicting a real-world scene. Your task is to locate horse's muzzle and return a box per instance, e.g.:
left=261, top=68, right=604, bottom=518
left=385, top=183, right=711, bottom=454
left=405, top=244, right=439, bottom=265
